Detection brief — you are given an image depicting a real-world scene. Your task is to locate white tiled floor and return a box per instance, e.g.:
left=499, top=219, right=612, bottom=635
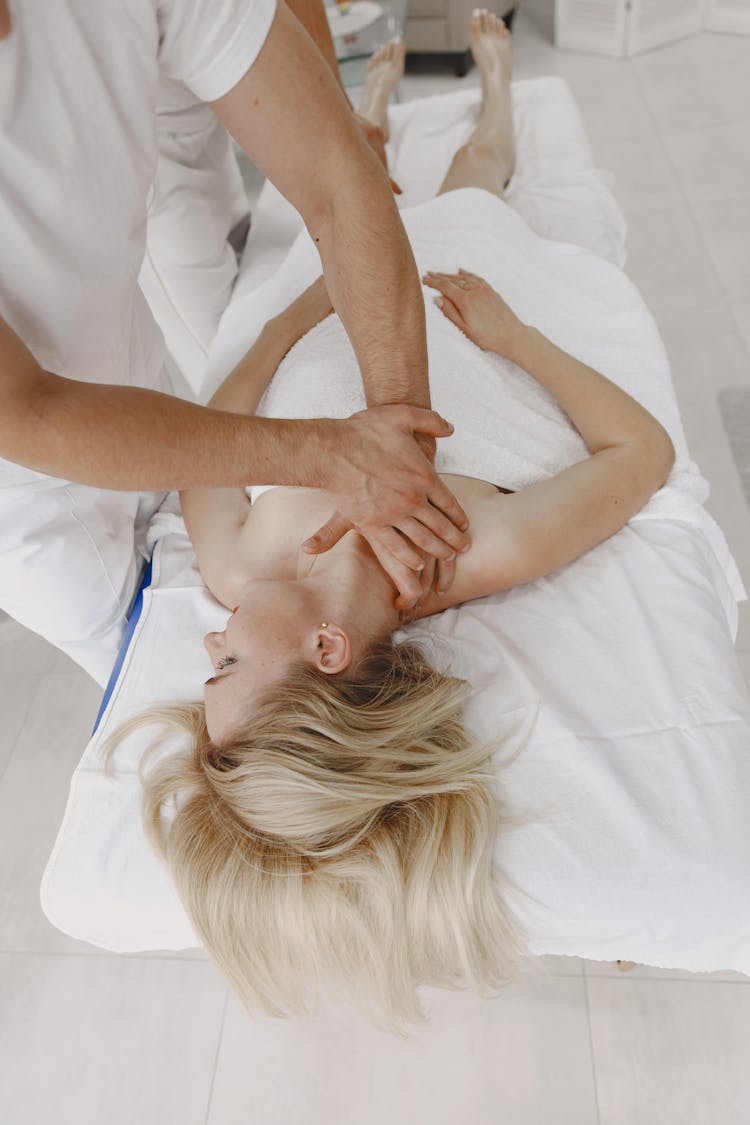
left=2, top=3, right=750, bottom=1122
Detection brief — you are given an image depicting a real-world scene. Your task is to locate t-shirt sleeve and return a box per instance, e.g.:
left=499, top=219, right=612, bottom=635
left=157, top=0, right=278, bottom=103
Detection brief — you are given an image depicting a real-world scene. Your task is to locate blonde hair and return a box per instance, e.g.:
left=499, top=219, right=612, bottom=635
left=104, top=638, right=527, bottom=1031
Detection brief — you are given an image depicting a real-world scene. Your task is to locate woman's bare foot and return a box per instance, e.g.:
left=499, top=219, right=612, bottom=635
left=357, top=37, right=406, bottom=142
left=435, top=9, right=516, bottom=197
left=469, top=8, right=513, bottom=87
left=468, top=9, right=515, bottom=181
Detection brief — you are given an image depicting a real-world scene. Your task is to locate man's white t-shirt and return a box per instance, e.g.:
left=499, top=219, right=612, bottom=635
left=0, top=0, right=277, bottom=487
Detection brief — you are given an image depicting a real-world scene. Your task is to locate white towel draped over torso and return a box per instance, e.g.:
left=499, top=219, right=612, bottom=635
left=250, top=188, right=743, bottom=599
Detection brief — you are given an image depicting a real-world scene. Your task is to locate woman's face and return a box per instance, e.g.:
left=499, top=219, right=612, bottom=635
left=203, top=580, right=321, bottom=745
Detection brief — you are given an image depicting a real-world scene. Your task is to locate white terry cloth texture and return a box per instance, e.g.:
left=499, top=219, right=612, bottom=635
left=41, top=80, right=750, bottom=974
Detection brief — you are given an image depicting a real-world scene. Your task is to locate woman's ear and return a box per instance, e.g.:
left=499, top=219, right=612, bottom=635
left=313, top=623, right=352, bottom=675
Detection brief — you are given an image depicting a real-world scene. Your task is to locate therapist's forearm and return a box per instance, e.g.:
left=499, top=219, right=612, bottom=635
left=285, top=0, right=344, bottom=90
left=313, top=166, right=430, bottom=410
left=284, top=8, right=426, bottom=406
left=210, top=3, right=430, bottom=412
left=1, top=375, right=324, bottom=491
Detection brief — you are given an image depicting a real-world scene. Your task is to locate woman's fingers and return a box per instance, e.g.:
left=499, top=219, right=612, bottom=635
left=423, top=272, right=468, bottom=300
left=432, top=294, right=466, bottom=332
left=457, top=267, right=486, bottom=284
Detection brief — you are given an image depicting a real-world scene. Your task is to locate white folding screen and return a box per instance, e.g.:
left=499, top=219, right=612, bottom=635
left=627, top=0, right=704, bottom=53
left=554, top=0, right=627, bottom=57
left=705, top=0, right=750, bottom=32
left=555, top=0, right=750, bottom=55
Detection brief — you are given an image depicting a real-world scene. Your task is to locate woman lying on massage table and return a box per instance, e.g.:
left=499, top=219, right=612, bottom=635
left=111, top=14, right=675, bottom=1027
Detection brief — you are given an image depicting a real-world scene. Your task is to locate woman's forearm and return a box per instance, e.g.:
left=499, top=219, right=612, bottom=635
left=207, top=320, right=293, bottom=417
left=505, top=326, right=674, bottom=457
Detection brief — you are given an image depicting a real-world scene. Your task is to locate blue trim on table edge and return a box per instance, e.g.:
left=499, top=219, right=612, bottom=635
left=92, top=556, right=153, bottom=735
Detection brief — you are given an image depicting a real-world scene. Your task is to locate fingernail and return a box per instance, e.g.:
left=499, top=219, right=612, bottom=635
left=460, top=541, right=471, bottom=552
left=460, top=520, right=469, bottom=531
left=433, top=296, right=444, bottom=308
left=446, top=552, right=456, bottom=562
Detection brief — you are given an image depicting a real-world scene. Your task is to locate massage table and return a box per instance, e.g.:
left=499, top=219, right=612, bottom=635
left=41, top=79, right=750, bottom=980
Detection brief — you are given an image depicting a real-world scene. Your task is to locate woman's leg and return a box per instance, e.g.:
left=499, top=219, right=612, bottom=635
left=357, top=37, right=406, bottom=142
left=438, top=11, right=516, bottom=198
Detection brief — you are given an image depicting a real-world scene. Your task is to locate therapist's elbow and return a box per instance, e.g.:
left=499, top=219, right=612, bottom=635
left=303, top=139, right=394, bottom=244
left=0, top=371, right=65, bottom=468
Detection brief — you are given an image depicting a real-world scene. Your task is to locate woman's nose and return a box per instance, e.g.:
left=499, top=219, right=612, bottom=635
left=203, top=631, right=224, bottom=657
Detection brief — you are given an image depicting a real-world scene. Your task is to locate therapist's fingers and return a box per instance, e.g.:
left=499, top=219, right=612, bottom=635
left=435, top=552, right=457, bottom=596
left=398, top=515, right=463, bottom=558
left=368, top=535, right=425, bottom=606
left=302, top=511, right=353, bottom=555
left=373, top=526, right=426, bottom=574
left=420, top=479, right=471, bottom=551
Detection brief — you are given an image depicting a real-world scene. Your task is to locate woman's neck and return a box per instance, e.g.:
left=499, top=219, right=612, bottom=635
left=296, top=531, right=401, bottom=641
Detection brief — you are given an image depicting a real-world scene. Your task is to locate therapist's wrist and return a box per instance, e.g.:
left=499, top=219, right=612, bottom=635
left=251, top=417, right=339, bottom=489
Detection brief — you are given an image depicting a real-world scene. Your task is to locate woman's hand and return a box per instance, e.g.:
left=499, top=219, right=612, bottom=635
left=272, top=276, right=334, bottom=354
left=423, top=269, right=526, bottom=358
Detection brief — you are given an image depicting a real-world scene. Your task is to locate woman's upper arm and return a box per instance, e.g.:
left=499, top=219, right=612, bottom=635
left=179, top=487, right=252, bottom=608
left=419, top=435, right=674, bottom=614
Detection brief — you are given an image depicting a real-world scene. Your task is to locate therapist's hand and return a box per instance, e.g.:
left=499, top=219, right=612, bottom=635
left=304, top=406, right=469, bottom=607
left=0, top=1, right=11, bottom=39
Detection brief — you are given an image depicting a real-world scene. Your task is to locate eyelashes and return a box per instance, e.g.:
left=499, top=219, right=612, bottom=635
left=216, top=656, right=237, bottom=671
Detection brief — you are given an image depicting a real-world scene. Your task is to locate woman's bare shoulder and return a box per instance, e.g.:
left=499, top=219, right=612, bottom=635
left=235, top=486, right=342, bottom=582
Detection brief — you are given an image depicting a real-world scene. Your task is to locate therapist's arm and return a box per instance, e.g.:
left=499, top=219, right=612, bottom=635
left=0, top=317, right=464, bottom=601
left=210, top=3, right=426, bottom=410
left=285, top=0, right=343, bottom=90
left=285, top=0, right=400, bottom=190
left=0, top=315, right=443, bottom=494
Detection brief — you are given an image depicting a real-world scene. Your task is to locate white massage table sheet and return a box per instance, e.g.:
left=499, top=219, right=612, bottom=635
left=42, top=80, right=750, bottom=975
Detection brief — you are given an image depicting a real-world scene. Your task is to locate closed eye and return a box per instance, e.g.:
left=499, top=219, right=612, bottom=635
left=216, top=656, right=237, bottom=671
